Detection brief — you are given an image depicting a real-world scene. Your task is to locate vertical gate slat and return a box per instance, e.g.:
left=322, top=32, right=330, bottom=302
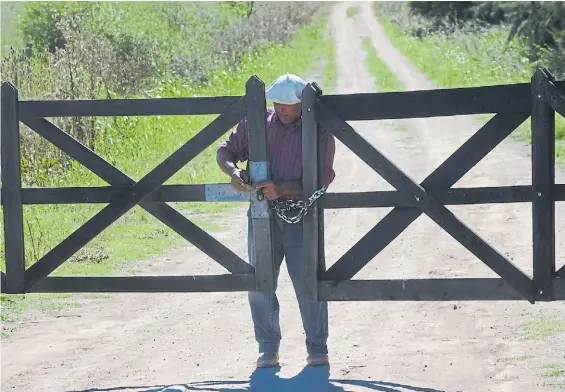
left=246, top=76, right=276, bottom=291
left=1, top=82, right=26, bottom=293
left=302, top=84, right=320, bottom=301
left=313, top=83, right=327, bottom=279
left=531, top=69, right=556, bottom=301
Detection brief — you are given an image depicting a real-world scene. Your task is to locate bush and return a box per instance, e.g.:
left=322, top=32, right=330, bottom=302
left=0, top=1, right=324, bottom=187
left=400, top=1, right=565, bottom=78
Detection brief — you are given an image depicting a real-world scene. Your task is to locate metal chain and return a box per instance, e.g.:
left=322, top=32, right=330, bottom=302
left=269, top=187, right=326, bottom=224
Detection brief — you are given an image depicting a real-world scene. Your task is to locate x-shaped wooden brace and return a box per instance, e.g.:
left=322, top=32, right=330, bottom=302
left=315, top=100, right=535, bottom=302
left=20, top=98, right=253, bottom=290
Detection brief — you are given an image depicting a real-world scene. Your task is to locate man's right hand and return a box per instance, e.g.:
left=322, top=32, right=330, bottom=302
left=231, top=168, right=251, bottom=191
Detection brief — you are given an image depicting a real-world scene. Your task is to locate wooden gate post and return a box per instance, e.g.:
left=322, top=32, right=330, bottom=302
left=313, top=83, right=327, bottom=283
left=246, top=76, right=275, bottom=291
left=531, top=68, right=556, bottom=301
left=302, top=84, right=321, bottom=301
left=1, top=82, right=26, bottom=294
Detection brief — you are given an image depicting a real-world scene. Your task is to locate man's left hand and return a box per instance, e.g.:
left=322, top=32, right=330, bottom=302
left=255, top=181, right=284, bottom=200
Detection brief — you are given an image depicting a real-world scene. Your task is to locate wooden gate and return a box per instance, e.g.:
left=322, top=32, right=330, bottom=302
left=2, top=69, right=564, bottom=303
left=301, top=68, right=565, bottom=304
left=1, top=76, right=276, bottom=294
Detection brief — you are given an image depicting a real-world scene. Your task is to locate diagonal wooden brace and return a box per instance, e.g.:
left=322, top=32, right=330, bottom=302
left=316, top=100, right=534, bottom=302
left=537, top=68, right=565, bottom=118
left=21, top=98, right=251, bottom=289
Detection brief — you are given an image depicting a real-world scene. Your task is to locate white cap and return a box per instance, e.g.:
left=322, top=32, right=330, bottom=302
left=265, top=73, right=308, bottom=104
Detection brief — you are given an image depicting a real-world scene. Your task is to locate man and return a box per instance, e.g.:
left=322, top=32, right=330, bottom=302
left=216, top=74, right=336, bottom=368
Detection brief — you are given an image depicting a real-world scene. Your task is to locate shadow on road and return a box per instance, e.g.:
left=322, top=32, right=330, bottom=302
left=69, top=366, right=444, bottom=392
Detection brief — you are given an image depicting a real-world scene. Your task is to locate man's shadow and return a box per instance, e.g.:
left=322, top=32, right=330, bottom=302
left=69, top=365, right=443, bottom=392
left=182, top=366, right=344, bottom=392
left=181, top=365, right=443, bottom=392
left=249, top=365, right=344, bottom=392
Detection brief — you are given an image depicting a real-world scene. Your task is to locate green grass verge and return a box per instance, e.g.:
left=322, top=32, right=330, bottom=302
left=521, top=315, right=565, bottom=340
left=361, top=37, right=405, bottom=92
left=544, top=363, right=565, bottom=378
left=0, top=15, right=333, bottom=334
left=373, top=3, right=565, bottom=163
left=322, top=25, right=337, bottom=94
left=346, top=6, right=359, bottom=18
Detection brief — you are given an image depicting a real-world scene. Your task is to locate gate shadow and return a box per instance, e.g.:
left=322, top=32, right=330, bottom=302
left=70, top=366, right=444, bottom=392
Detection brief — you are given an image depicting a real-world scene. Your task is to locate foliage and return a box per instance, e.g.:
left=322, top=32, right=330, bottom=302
left=0, top=9, right=332, bottom=272
left=403, top=1, right=565, bottom=77
left=0, top=10, right=333, bottom=330
left=408, top=2, right=476, bottom=24
left=503, top=1, right=565, bottom=68
left=346, top=7, right=359, bottom=18
left=361, top=38, right=404, bottom=92
left=0, top=1, right=323, bottom=187
left=374, top=5, right=565, bottom=162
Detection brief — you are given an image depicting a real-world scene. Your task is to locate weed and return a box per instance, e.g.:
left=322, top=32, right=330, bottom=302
left=0, top=11, right=334, bottom=328
left=374, top=2, right=565, bottom=162
left=347, top=7, right=359, bottom=18
left=361, top=37, right=404, bottom=92
left=544, top=363, right=565, bottom=378
left=522, top=316, right=565, bottom=340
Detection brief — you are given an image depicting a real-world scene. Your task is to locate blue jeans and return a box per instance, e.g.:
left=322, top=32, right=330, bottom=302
left=247, top=213, right=328, bottom=356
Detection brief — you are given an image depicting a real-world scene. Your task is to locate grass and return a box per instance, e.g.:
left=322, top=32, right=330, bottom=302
left=544, top=364, right=565, bottom=378
left=373, top=2, right=565, bottom=163
left=521, top=315, right=565, bottom=340
left=322, top=25, right=337, bottom=94
left=0, top=14, right=334, bottom=335
left=542, top=363, right=565, bottom=390
left=346, top=6, right=359, bottom=18
left=361, top=37, right=404, bottom=92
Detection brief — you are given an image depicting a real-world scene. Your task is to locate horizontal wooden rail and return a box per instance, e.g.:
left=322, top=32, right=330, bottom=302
left=7, top=184, right=249, bottom=205
left=318, top=278, right=565, bottom=301
left=26, top=274, right=256, bottom=293
left=2, top=184, right=563, bottom=207
left=18, top=96, right=241, bottom=117
left=322, top=185, right=565, bottom=208
left=319, top=81, right=565, bottom=121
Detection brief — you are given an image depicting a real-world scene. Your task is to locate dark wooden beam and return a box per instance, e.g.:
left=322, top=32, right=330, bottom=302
left=17, top=184, right=249, bottom=205
left=319, top=81, right=565, bottom=121
left=316, top=86, right=328, bottom=280
left=322, top=186, right=534, bottom=208
left=531, top=69, right=557, bottom=301
left=319, top=278, right=565, bottom=301
left=302, top=84, right=320, bottom=301
left=1, top=271, right=6, bottom=293
left=246, top=76, right=275, bottom=291
left=539, top=72, right=565, bottom=118
left=19, top=96, right=241, bottom=118
left=1, top=82, right=26, bottom=294
left=27, top=274, right=256, bottom=293
left=557, top=184, right=565, bottom=201
left=9, top=183, right=561, bottom=208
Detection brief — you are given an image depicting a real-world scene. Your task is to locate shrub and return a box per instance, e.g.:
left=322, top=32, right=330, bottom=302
left=0, top=1, right=325, bottom=187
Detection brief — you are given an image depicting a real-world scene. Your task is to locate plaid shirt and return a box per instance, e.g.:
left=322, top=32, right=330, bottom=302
left=218, top=108, right=336, bottom=190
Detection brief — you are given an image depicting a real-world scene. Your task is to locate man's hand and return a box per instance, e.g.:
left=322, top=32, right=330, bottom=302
left=255, top=180, right=284, bottom=200
left=231, top=168, right=250, bottom=191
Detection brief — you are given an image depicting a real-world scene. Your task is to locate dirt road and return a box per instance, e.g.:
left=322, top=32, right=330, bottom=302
left=2, top=2, right=564, bottom=391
